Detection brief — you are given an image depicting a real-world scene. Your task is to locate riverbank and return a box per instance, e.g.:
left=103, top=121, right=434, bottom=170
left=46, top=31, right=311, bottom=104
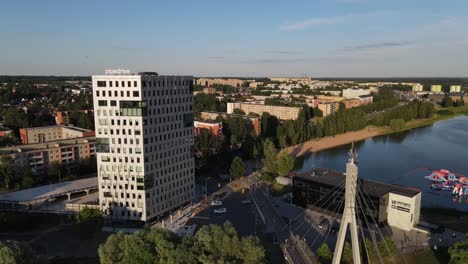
left=286, top=126, right=385, bottom=157
left=287, top=105, right=468, bottom=158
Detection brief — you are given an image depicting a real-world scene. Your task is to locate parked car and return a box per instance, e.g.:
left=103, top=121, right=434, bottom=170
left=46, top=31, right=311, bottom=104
left=214, top=208, right=227, bottom=214
left=240, top=199, right=251, bottom=204
left=211, top=200, right=222, bottom=206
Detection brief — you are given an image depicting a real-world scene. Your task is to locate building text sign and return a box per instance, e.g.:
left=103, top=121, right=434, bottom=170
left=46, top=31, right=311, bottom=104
left=105, top=69, right=131, bottom=75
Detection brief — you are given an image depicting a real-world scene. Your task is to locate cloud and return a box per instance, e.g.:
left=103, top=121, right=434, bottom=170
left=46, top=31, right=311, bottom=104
left=269, top=50, right=303, bottom=55
left=439, top=16, right=465, bottom=26
left=242, top=57, right=358, bottom=64
left=280, top=16, right=344, bottom=31
left=347, top=41, right=411, bottom=50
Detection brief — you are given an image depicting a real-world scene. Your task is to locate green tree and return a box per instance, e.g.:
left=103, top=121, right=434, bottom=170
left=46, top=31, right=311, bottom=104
left=317, top=243, right=332, bottom=261
left=389, top=118, right=405, bottom=131
left=377, top=236, right=397, bottom=257
left=20, top=167, right=34, bottom=189
left=75, top=207, right=103, bottom=239
left=342, top=241, right=353, bottom=264
left=0, top=156, right=15, bottom=190
left=99, top=223, right=265, bottom=264
left=364, top=238, right=376, bottom=257
left=448, top=233, right=468, bottom=264
left=230, top=156, right=245, bottom=180
left=98, top=232, right=125, bottom=264
left=442, top=95, right=454, bottom=107
left=0, top=240, right=33, bottom=264
left=277, top=151, right=294, bottom=177
left=262, top=139, right=277, bottom=174
left=233, top=108, right=246, bottom=115
left=261, top=112, right=278, bottom=139
left=277, top=126, right=288, bottom=149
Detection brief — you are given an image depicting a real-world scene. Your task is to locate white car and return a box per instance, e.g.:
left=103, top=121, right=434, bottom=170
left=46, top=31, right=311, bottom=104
left=211, top=200, right=222, bottom=206
left=214, top=207, right=227, bottom=214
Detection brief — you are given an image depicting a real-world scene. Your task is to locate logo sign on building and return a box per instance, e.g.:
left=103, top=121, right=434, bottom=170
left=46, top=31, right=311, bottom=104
left=105, top=69, right=131, bottom=75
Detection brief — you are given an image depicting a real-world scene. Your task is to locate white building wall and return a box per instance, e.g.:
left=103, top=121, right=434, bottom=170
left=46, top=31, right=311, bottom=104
left=385, top=192, right=420, bottom=231
left=92, top=73, right=194, bottom=222
left=342, top=88, right=371, bottom=99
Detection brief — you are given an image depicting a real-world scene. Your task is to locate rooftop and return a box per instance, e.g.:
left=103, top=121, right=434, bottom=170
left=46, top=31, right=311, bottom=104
left=0, top=136, right=95, bottom=155
left=0, top=177, right=97, bottom=202
left=294, top=168, right=420, bottom=198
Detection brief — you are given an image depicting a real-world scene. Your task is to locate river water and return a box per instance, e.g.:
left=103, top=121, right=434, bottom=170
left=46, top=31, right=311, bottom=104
left=295, top=115, right=468, bottom=211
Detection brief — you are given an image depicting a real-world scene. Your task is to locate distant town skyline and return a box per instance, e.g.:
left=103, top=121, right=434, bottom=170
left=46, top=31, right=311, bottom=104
left=1, top=0, right=468, bottom=77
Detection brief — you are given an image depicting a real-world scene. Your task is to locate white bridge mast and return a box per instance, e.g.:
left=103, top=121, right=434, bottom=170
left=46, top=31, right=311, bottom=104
left=332, top=143, right=362, bottom=264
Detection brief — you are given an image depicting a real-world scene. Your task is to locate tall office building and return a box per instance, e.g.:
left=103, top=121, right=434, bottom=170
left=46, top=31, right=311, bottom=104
left=92, top=71, right=195, bottom=222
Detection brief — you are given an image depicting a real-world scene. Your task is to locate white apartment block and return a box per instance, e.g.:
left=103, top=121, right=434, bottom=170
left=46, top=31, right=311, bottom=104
left=342, top=88, right=372, bottom=99
left=92, top=72, right=195, bottom=222
left=450, top=85, right=462, bottom=93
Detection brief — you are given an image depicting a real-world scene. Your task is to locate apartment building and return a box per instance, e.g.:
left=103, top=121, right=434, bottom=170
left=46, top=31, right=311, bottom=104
left=342, top=88, right=372, bottom=99
left=412, top=84, right=424, bottom=92
left=450, top=85, right=462, bottom=93
left=0, top=136, right=96, bottom=175
left=227, top=102, right=301, bottom=120
left=200, top=111, right=261, bottom=136
left=92, top=71, right=194, bottom=222
left=431, top=85, right=442, bottom=93
left=194, top=120, right=223, bottom=139
left=20, top=125, right=95, bottom=144
left=195, top=78, right=244, bottom=87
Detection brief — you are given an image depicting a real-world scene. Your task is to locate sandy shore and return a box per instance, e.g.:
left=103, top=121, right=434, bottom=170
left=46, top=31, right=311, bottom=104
left=286, top=126, right=385, bottom=158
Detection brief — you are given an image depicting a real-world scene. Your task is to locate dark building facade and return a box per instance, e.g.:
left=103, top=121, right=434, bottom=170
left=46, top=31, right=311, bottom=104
left=292, top=168, right=421, bottom=230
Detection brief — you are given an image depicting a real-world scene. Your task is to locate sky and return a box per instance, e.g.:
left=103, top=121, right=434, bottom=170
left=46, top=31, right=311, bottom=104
left=1, top=0, right=468, bottom=77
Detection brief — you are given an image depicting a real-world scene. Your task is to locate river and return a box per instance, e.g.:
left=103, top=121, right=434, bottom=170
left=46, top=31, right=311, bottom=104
left=295, top=115, right=468, bottom=211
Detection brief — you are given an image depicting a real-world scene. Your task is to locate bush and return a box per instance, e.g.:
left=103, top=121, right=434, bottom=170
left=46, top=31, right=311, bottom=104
left=437, top=110, right=454, bottom=116
left=259, top=172, right=274, bottom=183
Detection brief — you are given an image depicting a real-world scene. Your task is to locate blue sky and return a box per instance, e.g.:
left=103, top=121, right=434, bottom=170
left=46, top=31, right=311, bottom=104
left=1, top=0, right=468, bottom=77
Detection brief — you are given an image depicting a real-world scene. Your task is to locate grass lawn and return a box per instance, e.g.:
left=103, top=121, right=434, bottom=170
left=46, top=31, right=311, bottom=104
left=367, top=247, right=449, bottom=264
left=401, top=247, right=450, bottom=264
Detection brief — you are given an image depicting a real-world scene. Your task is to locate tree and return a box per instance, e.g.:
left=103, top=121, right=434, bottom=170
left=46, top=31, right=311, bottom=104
left=0, top=240, right=33, bottom=264
left=0, top=156, right=15, bottom=190
left=442, top=95, right=454, bottom=107
left=230, top=156, right=245, bottom=180
left=98, top=223, right=266, bottom=264
left=277, top=126, right=288, bottom=149
left=377, top=236, right=397, bottom=257
left=20, top=167, right=34, bottom=189
left=262, top=139, right=277, bottom=174
left=389, top=118, right=405, bottom=131
left=342, top=241, right=353, bottom=264
left=233, top=108, right=246, bottom=115
left=448, top=233, right=468, bottom=264
left=317, top=243, right=332, bottom=261
left=277, top=151, right=294, bottom=177
left=75, top=207, right=103, bottom=239
left=261, top=112, right=278, bottom=139
left=99, top=232, right=125, bottom=264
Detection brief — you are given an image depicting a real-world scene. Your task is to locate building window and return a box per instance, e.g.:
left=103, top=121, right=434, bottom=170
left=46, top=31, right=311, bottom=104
left=120, top=101, right=147, bottom=116
left=133, top=91, right=140, bottom=97
left=97, top=81, right=106, bottom=87
left=98, top=100, right=107, bottom=106
left=96, top=138, right=110, bottom=153
left=110, top=100, right=117, bottom=106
